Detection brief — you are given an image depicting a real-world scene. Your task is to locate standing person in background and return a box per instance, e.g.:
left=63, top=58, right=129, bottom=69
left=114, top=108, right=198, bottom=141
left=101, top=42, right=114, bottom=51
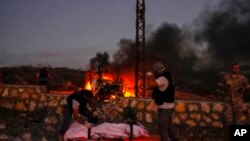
left=0, top=69, right=3, bottom=84
left=218, top=63, right=250, bottom=124
left=146, top=62, right=179, bottom=141
left=36, top=67, right=51, bottom=92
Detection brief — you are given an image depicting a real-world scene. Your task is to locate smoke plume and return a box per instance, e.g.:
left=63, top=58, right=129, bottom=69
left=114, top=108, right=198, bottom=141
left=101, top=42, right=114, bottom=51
left=196, top=0, right=250, bottom=67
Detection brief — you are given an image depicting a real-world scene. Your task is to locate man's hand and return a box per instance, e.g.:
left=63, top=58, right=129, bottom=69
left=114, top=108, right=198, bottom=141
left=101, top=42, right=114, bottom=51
left=84, top=122, right=94, bottom=128
left=146, top=72, right=153, bottom=76
left=93, top=111, right=99, bottom=117
left=246, top=84, right=250, bottom=91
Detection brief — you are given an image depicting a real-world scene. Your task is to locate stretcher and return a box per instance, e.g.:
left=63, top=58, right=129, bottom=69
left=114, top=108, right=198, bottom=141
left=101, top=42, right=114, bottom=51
left=64, top=122, right=150, bottom=141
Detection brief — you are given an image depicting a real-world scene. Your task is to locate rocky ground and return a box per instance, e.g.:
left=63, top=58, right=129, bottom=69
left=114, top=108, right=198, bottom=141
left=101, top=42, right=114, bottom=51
left=0, top=107, right=228, bottom=141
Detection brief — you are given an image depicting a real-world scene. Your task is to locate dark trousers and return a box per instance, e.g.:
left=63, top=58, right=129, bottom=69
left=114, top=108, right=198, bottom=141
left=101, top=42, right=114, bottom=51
left=157, top=108, right=178, bottom=141
left=59, top=105, right=72, bottom=135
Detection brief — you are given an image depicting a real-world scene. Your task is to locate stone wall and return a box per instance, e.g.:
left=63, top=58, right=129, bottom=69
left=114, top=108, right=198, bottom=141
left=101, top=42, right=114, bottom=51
left=0, top=84, right=250, bottom=133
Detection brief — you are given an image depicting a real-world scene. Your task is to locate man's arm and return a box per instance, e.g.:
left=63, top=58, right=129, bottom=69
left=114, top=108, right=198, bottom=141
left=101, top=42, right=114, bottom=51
left=146, top=72, right=159, bottom=89
left=47, top=72, right=52, bottom=81
left=35, top=73, right=39, bottom=82
left=243, top=75, right=250, bottom=91
left=72, top=108, right=93, bottom=128
left=218, top=74, right=231, bottom=92
left=72, top=108, right=87, bottom=124
left=72, top=99, right=93, bottom=128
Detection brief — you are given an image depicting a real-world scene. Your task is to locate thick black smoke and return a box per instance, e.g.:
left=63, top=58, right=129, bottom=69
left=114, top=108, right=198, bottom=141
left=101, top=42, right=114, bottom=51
left=146, top=23, right=184, bottom=71
left=89, top=52, right=110, bottom=71
left=196, top=0, right=250, bottom=67
left=110, top=24, right=186, bottom=75
left=111, top=38, right=136, bottom=73
left=110, top=23, right=193, bottom=85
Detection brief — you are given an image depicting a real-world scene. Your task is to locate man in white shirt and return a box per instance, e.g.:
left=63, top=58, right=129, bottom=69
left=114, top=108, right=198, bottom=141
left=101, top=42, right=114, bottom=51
left=146, top=62, right=179, bottom=141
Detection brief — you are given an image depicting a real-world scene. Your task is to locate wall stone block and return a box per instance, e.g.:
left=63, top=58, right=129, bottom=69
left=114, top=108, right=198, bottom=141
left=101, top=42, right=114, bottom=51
left=145, top=112, right=153, bottom=123
left=130, top=99, right=138, bottom=108
left=212, top=121, right=223, bottom=127
left=146, top=101, right=157, bottom=111
left=48, top=100, right=58, bottom=107
left=212, top=103, right=224, bottom=112
left=188, top=104, right=199, bottom=112
left=37, top=103, right=45, bottom=109
left=175, top=102, right=186, bottom=112
left=203, top=115, right=212, bottom=123
left=27, top=87, right=36, bottom=93
left=190, top=113, right=201, bottom=121
left=2, top=88, right=9, bottom=97
left=18, top=88, right=24, bottom=92
left=137, top=102, right=145, bottom=110
left=31, top=93, right=38, bottom=100
left=136, top=112, right=143, bottom=121
left=29, top=100, right=36, bottom=111
left=211, top=113, right=219, bottom=120
left=15, top=102, right=27, bottom=111
left=179, top=113, right=188, bottom=120
left=10, top=89, right=18, bottom=97
left=201, top=102, right=210, bottom=113
left=186, top=120, right=196, bottom=127
left=40, top=94, right=47, bottom=102
left=20, top=92, right=30, bottom=99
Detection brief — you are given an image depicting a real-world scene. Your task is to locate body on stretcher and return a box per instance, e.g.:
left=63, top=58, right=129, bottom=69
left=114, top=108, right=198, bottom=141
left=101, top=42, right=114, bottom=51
left=64, top=122, right=150, bottom=141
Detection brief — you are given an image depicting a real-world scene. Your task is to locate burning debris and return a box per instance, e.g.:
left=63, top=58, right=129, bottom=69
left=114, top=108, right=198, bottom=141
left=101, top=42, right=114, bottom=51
left=84, top=63, right=136, bottom=102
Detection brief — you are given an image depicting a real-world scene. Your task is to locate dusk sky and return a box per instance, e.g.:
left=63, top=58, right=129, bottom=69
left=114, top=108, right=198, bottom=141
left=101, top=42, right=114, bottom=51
left=0, top=0, right=217, bottom=70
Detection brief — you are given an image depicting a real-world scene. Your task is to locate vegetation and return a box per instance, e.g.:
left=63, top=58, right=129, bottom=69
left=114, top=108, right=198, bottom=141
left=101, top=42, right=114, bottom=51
left=0, top=66, right=85, bottom=91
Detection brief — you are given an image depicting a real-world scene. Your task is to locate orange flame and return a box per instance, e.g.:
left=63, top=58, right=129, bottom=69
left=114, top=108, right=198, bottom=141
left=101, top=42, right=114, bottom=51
left=120, top=72, right=135, bottom=97
left=84, top=69, right=136, bottom=97
left=102, top=73, right=114, bottom=81
left=84, top=81, right=92, bottom=90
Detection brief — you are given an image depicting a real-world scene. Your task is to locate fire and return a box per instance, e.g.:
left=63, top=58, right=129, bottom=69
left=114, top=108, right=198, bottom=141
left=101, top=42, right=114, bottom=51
left=84, top=68, right=136, bottom=98
left=102, top=73, right=114, bottom=81
left=124, top=91, right=134, bottom=97
left=120, top=72, right=135, bottom=97
left=84, top=81, right=92, bottom=90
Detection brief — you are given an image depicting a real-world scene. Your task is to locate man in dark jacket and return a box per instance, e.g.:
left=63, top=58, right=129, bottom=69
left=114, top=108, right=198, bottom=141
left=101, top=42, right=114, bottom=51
left=58, top=89, right=98, bottom=141
left=146, top=62, right=179, bottom=141
left=36, top=67, right=51, bottom=92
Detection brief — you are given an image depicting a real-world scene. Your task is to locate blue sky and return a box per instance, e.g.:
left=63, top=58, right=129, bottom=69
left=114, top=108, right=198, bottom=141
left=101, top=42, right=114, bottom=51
left=0, top=0, right=217, bottom=70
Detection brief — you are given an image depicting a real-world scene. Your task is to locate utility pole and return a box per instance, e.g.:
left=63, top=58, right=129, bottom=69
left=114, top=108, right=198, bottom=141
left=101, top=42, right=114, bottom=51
left=135, top=0, right=146, bottom=97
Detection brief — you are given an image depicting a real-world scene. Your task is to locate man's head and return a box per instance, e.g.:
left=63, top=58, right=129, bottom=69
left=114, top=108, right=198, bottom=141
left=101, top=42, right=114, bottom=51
left=151, top=62, right=167, bottom=76
left=82, top=90, right=94, bottom=101
left=231, top=63, right=240, bottom=74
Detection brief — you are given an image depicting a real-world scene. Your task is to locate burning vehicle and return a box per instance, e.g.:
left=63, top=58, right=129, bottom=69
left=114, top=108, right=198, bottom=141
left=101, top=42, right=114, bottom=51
left=84, top=64, right=135, bottom=102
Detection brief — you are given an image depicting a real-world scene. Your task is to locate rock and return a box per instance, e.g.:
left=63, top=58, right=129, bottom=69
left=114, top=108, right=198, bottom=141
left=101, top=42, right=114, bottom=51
left=21, top=133, right=32, bottom=141
left=0, top=134, right=9, bottom=140
left=13, top=137, right=22, bottom=141
left=0, top=123, right=6, bottom=129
